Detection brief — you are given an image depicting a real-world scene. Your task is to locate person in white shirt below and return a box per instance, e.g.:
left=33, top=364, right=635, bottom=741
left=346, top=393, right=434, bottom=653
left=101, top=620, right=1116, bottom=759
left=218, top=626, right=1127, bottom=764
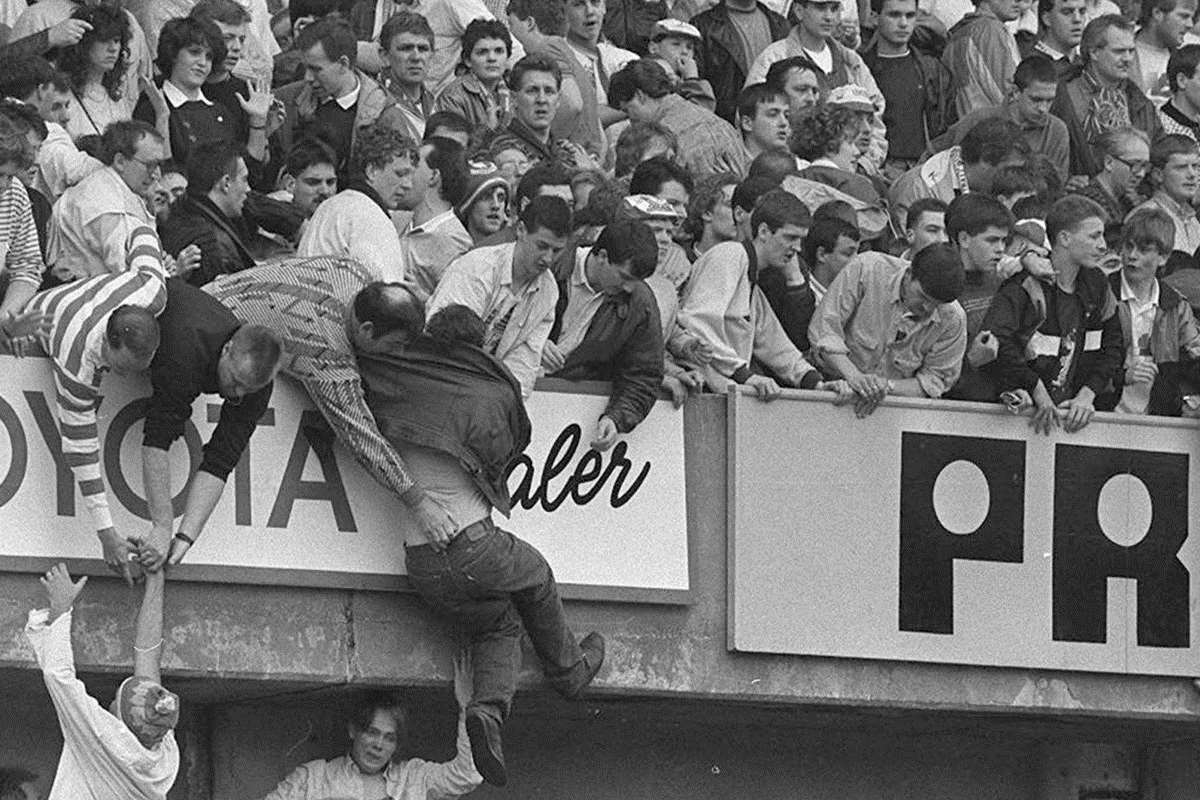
left=1095, top=207, right=1200, bottom=416
left=426, top=194, right=572, bottom=398
left=399, top=136, right=473, bottom=297
left=259, top=654, right=482, bottom=800
left=1135, top=0, right=1197, bottom=101
left=298, top=123, right=418, bottom=281
left=26, top=557, right=180, bottom=800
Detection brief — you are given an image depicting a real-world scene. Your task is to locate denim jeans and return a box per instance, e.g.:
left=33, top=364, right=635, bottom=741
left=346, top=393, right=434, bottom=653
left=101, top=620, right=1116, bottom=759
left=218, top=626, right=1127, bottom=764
left=405, top=518, right=585, bottom=721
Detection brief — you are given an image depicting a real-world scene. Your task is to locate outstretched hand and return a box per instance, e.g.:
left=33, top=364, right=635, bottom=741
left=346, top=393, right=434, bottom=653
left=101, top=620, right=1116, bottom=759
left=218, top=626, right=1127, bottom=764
left=236, top=77, right=275, bottom=124
left=42, top=563, right=88, bottom=622
left=453, top=647, right=474, bottom=710
left=0, top=309, right=49, bottom=356
left=98, top=528, right=138, bottom=587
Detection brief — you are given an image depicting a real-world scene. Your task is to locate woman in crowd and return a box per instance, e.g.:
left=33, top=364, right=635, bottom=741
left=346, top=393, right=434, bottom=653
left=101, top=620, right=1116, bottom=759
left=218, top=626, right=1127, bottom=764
left=57, top=5, right=136, bottom=140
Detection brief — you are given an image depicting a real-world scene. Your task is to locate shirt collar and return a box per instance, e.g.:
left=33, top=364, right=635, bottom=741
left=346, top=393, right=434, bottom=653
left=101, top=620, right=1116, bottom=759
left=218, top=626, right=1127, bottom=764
left=408, top=208, right=457, bottom=235
left=1119, top=271, right=1161, bottom=306
left=162, top=80, right=212, bottom=108
left=1154, top=191, right=1198, bottom=220
left=332, top=77, right=361, bottom=110
left=572, top=250, right=598, bottom=294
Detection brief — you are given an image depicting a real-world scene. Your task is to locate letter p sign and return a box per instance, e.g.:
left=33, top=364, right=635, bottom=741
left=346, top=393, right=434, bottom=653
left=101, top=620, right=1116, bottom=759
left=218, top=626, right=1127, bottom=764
left=899, top=433, right=1025, bottom=634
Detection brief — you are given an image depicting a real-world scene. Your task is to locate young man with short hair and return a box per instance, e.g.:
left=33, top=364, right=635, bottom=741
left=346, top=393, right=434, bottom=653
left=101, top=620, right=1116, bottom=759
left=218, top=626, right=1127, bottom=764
left=376, top=11, right=438, bottom=143
left=271, top=137, right=339, bottom=221
left=1130, top=133, right=1200, bottom=255
left=1097, top=208, right=1200, bottom=415
left=943, top=0, right=1023, bottom=116
left=399, top=137, right=473, bottom=296
left=764, top=56, right=823, bottom=116
left=678, top=188, right=824, bottom=400
left=737, top=83, right=791, bottom=161
left=435, top=19, right=513, bottom=138
left=901, top=197, right=950, bottom=260
left=1134, top=0, right=1197, bottom=101
left=984, top=194, right=1123, bottom=433
left=1025, top=0, right=1087, bottom=67
left=684, top=172, right=740, bottom=260
left=427, top=195, right=574, bottom=397
left=861, top=0, right=955, bottom=182
left=1161, top=43, right=1200, bottom=141
left=487, top=54, right=587, bottom=173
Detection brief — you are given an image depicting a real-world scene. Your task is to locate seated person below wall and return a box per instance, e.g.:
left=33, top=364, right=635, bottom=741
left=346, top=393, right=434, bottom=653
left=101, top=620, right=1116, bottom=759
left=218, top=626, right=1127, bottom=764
left=543, top=219, right=665, bottom=449
left=808, top=242, right=968, bottom=417
left=1095, top=208, right=1200, bottom=416
left=982, top=195, right=1124, bottom=435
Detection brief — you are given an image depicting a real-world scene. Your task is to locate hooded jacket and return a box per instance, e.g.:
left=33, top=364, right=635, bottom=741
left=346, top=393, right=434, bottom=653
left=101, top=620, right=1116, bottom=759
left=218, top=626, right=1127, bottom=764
left=358, top=338, right=531, bottom=516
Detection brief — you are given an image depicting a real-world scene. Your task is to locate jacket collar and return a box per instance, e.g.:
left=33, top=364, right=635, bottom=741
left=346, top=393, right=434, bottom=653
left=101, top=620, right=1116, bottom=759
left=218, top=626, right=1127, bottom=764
left=1109, top=269, right=1182, bottom=311
left=1162, top=98, right=1200, bottom=132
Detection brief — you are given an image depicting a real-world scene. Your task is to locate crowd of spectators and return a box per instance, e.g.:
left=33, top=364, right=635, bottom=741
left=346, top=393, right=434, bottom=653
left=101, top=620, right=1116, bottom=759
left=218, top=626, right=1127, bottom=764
left=4, top=0, right=1200, bottom=794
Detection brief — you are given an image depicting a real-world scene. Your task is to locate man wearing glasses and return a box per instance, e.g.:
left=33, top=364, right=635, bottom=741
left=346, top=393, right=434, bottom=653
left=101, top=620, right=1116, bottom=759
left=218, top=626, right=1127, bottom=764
left=46, top=121, right=167, bottom=282
left=1077, top=126, right=1150, bottom=225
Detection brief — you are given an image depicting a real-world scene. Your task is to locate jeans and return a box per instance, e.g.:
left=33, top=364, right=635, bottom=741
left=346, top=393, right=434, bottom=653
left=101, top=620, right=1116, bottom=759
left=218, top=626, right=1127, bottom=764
left=405, top=518, right=585, bottom=721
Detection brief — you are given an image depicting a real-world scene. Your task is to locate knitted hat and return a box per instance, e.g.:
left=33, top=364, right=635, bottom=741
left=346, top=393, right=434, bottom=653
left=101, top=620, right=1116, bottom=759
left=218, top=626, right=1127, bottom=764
left=617, top=194, right=680, bottom=221
left=457, top=161, right=509, bottom=216
left=112, top=675, right=180, bottom=745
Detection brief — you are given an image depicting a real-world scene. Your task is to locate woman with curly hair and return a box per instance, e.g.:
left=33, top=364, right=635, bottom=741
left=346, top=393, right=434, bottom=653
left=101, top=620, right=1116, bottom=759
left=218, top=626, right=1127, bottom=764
left=56, top=4, right=136, bottom=140
left=791, top=105, right=881, bottom=206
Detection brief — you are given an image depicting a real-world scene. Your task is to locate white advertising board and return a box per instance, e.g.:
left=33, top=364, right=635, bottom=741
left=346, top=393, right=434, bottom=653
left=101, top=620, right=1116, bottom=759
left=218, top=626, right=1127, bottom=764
left=728, top=390, right=1200, bottom=676
left=0, top=357, right=690, bottom=603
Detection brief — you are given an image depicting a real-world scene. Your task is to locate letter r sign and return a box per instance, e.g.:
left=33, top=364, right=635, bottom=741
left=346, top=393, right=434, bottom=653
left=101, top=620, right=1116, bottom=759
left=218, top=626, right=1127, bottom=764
left=899, top=432, right=1025, bottom=634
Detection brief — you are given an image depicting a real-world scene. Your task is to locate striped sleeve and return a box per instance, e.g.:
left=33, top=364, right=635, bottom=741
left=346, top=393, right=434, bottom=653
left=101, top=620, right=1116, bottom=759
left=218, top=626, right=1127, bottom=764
left=1, top=181, right=45, bottom=290
left=53, top=363, right=112, bottom=532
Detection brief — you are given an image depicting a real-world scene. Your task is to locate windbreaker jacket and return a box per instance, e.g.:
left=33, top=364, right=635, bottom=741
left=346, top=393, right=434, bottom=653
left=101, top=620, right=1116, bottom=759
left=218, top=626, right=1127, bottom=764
left=942, top=10, right=1021, bottom=117
left=1051, top=65, right=1164, bottom=177
left=693, top=1, right=791, bottom=123
left=358, top=338, right=531, bottom=516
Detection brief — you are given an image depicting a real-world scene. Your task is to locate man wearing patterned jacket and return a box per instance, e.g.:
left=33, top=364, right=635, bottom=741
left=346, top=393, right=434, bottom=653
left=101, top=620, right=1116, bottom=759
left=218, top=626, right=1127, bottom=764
left=204, top=256, right=459, bottom=547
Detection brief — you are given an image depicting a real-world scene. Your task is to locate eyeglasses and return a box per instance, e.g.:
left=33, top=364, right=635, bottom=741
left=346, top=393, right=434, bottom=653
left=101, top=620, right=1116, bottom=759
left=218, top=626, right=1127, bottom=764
left=1112, top=154, right=1150, bottom=175
left=130, top=156, right=165, bottom=174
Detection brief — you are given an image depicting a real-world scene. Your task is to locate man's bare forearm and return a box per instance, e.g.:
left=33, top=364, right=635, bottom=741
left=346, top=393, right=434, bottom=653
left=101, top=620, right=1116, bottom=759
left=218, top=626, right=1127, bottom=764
left=142, top=447, right=175, bottom=528
left=179, top=470, right=227, bottom=542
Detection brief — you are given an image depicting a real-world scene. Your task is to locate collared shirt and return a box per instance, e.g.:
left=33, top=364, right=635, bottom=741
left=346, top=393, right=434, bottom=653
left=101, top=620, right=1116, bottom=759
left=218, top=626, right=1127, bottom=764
left=379, top=71, right=436, bottom=141
left=1160, top=99, right=1200, bottom=142
left=261, top=721, right=479, bottom=800
left=27, top=224, right=166, bottom=532
left=161, top=80, right=212, bottom=108
left=557, top=248, right=606, bottom=358
left=206, top=257, right=423, bottom=501
left=1115, top=272, right=1160, bottom=415
left=399, top=207, right=473, bottom=296
left=1135, top=192, right=1200, bottom=256
left=425, top=242, right=559, bottom=397
left=47, top=166, right=155, bottom=282
left=25, top=609, right=180, bottom=800
left=810, top=251, right=967, bottom=397
left=331, top=77, right=361, bottom=110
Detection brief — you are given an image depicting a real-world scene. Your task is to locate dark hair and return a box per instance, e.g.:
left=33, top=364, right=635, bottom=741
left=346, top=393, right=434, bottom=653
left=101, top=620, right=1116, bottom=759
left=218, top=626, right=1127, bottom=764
left=379, top=10, right=435, bottom=49
left=593, top=219, right=658, bottom=279
left=0, top=99, right=47, bottom=141
left=992, top=165, right=1039, bottom=199
left=1168, top=43, right=1200, bottom=93
left=0, top=115, right=29, bottom=167
left=0, top=767, right=37, bottom=800
left=573, top=178, right=627, bottom=229
left=295, top=14, right=357, bottom=67
left=156, top=16, right=227, bottom=78
left=426, top=304, right=486, bottom=347
left=1045, top=194, right=1108, bottom=243
left=507, top=0, right=568, bottom=35
left=960, top=117, right=1030, bottom=166
left=731, top=176, right=777, bottom=215
left=288, top=0, right=339, bottom=26
left=425, top=110, right=471, bottom=140
left=764, top=55, right=821, bottom=94
left=802, top=216, right=860, bottom=268
left=190, top=0, right=252, bottom=26
left=1011, top=194, right=1050, bottom=220
left=461, top=18, right=511, bottom=66
left=515, top=162, right=572, bottom=209
left=423, top=137, right=469, bottom=206
left=946, top=193, right=1014, bottom=240
left=630, top=155, right=693, bottom=197
left=911, top=243, right=965, bottom=302
left=508, top=52, right=562, bottom=90
left=351, top=124, right=417, bottom=175
left=1123, top=207, right=1176, bottom=254
left=185, top=140, right=242, bottom=195
left=1139, top=0, right=1193, bottom=27
left=350, top=691, right=409, bottom=739
left=684, top=172, right=739, bottom=239
left=105, top=304, right=160, bottom=361
left=355, top=282, right=425, bottom=338
left=0, top=55, right=69, bottom=100
left=788, top=105, right=858, bottom=160
left=747, top=146, right=799, bottom=182
left=520, top=194, right=572, bottom=238
left=1013, top=54, right=1059, bottom=89
left=750, top=188, right=811, bottom=236
left=1080, top=14, right=1135, bottom=66
left=870, top=0, right=918, bottom=12
left=228, top=324, right=283, bottom=387
left=607, top=59, right=673, bottom=108
left=614, top=121, right=676, bottom=178
left=813, top=199, right=856, bottom=225
left=737, top=83, right=788, bottom=126
left=58, top=4, right=130, bottom=100
left=99, top=120, right=162, bottom=166
left=1152, top=132, right=1200, bottom=170
left=284, top=137, right=338, bottom=176
left=906, top=197, right=949, bottom=231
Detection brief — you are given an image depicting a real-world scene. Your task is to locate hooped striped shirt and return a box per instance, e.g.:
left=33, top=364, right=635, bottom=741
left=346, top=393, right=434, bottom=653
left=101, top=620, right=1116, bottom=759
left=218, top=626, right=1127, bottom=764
left=26, top=225, right=168, bottom=533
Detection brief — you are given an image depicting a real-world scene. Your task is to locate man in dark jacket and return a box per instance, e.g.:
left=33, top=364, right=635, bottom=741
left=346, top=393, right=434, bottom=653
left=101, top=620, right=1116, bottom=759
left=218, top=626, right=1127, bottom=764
left=543, top=219, right=665, bottom=448
left=159, top=140, right=256, bottom=287
left=1051, top=15, right=1165, bottom=178
left=358, top=305, right=605, bottom=789
left=693, top=0, right=791, bottom=124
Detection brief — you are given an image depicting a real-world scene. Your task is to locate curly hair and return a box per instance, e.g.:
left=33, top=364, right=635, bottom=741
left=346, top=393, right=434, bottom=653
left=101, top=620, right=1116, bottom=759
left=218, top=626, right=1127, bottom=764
left=684, top=172, right=739, bottom=239
left=614, top=121, right=676, bottom=178
left=787, top=105, right=858, bottom=161
left=56, top=4, right=130, bottom=101
left=351, top=123, right=417, bottom=175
